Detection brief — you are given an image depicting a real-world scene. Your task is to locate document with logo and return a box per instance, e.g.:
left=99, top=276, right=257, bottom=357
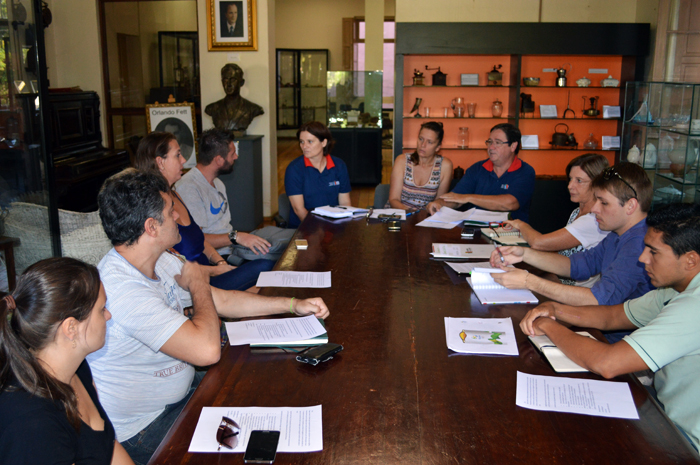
left=515, top=371, right=639, bottom=420
left=444, top=317, right=519, bottom=356
left=256, top=271, right=331, bottom=288
left=189, top=405, right=323, bottom=453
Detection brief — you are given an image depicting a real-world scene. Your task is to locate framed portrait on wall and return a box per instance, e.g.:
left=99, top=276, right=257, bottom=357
left=145, top=102, right=199, bottom=169
left=207, top=0, right=257, bottom=51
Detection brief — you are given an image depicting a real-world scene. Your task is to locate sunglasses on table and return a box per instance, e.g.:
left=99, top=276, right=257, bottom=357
left=602, top=166, right=638, bottom=199
left=216, top=416, right=240, bottom=451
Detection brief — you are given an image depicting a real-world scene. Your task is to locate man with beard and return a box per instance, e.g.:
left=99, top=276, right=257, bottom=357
left=175, top=128, right=271, bottom=259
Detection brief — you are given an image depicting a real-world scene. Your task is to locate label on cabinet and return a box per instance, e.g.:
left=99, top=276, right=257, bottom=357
left=540, top=105, right=557, bottom=118
left=521, top=135, right=539, bottom=149
left=588, top=68, right=608, bottom=74
left=602, top=136, right=620, bottom=150
left=603, top=106, right=621, bottom=118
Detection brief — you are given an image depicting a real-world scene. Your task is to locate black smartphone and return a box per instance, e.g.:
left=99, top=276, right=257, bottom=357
left=244, top=430, right=280, bottom=464
left=296, top=343, right=343, bottom=366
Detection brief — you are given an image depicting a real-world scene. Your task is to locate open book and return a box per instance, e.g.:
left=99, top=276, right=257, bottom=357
left=528, top=332, right=597, bottom=373
left=311, top=205, right=368, bottom=219
left=466, top=268, right=538, bottom=304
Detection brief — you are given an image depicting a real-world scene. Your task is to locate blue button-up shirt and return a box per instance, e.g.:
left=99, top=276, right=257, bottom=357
left=570, top=219, right=654, bottom=305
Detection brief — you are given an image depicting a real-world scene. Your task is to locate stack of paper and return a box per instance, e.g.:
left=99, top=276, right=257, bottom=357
left=462, top=208, right=509, bottom=226
left=529, top=332, right=597, bottom=373
left=444, top=317, right=519, bottom=356
left=467, top=268, right=538, bottom=304
left=311, top=205, right=368, bottom=219
left=252, top=319, right=328, bottom=348
left=431, top=243, right=496, bottom=260
left=225, top=314, right=327, bottom=346
left=417, top=207, right=509, bottom=229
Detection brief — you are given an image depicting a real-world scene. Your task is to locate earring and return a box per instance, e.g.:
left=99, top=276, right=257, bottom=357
left=72, top=339, right=76, bottom=349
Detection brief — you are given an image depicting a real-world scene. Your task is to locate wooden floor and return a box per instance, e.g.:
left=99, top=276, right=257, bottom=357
left=276, top=138, right=393, bottom=210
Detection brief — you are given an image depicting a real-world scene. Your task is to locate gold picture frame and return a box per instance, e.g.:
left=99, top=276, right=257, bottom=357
left=145, top=102, right=199, bottom=169
left=207, top=0, right=257, bottom=51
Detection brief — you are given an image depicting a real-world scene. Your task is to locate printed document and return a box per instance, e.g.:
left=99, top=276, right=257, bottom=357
left=189, top=405, right=323, bottom=453
left=425, top=206, right=469, bottom=224
left=431, top=243, right=496, bottom=259
left=416, top=219, right=457, bottom=229
left=225, top=314, right=326, bottom=346
left=256, top=271, right=331, bottom=288
left=515, top=371, right=639, bottom=420
left=444, top=317, right=519, bottom=356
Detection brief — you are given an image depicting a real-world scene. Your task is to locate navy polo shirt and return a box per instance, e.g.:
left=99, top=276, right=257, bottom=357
left=452, top=157, right=535, bottom=222
left=285, top=155, right=351, bottom=227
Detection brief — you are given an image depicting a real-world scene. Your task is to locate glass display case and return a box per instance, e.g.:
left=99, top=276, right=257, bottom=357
left=327, top=71, right=383, bottom=129
left=276, top=49, right=328, bottom=130
left=620, top=82, right=700, bottom=207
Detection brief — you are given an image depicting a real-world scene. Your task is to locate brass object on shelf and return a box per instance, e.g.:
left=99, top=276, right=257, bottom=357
left=425, top=66, right=447, bottom=86
left=487, top=64, right=503, bottom=86
left=413, top=69, right=425, bottom=86
left=522, top=77, right=540, bottom=87
left=582, top=96, right=600, bottom=117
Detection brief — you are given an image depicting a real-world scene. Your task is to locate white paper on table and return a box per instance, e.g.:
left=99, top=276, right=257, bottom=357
left=445, top=261, right=494, bottom=274
left=444, top=317, right=519, bottom=356
left=464, top=208, right=510, bottom=224
left=521, top=135, right=539, bottom=149
left=256, top=271, right=331, bottom=288
left=602, top=136, right=620, bottom=150
left=426, top=206, right=469, bottom=224
left=416, top=219, right=457, bottom=229
left=515, top=371, right=639, bottom=420
left=431, top=243, right=496, bottom=259
left=225, top=314, right=326, bottom=346
left=188, top=405, right=323, bottom=453
left=369, top=208, right=407, bottom=220
left=603, top=105, right=621, bottom=118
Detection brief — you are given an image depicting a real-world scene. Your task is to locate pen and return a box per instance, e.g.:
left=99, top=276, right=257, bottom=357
left=494, top=244, right=505, bottom=264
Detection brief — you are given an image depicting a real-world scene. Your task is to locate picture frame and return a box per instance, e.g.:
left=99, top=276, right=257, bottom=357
left=207, top=0, right=257, bottom=51
left=146, top=102, right=199, bottom=169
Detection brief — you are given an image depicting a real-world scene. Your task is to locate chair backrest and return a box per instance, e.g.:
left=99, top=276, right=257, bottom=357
left=373, top=184, right=390, bottom=208
left=278, top=193, right=291, bottom=222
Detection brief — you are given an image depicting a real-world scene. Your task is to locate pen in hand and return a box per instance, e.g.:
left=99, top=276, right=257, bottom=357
left=494, top=244, right=505, bottom=264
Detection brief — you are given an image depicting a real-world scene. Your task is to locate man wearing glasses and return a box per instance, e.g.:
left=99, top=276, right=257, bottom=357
left=520, top=203, right=700, bottom=453
left=490, top=163, right=654, bottom=310
left=426, top=123, right=535, bottom=221
left=89, top=169, right=329, bottom=465
left=176, top=128, right=272, bottom=260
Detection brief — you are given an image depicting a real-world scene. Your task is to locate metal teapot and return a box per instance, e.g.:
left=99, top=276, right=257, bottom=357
left=555, top=63, right=571, bottom=87
left=551, top=123, right=577, bottom=147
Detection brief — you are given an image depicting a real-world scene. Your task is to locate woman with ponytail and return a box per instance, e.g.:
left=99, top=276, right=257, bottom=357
left=0, top=258, right=133, bottom=465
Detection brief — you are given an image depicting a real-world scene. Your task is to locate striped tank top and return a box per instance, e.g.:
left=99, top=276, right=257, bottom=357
left=389, top=155, right=444, bottom=209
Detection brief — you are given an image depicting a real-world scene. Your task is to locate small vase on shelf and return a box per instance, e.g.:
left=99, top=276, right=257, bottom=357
left=491, top=99, right=503, bottom=118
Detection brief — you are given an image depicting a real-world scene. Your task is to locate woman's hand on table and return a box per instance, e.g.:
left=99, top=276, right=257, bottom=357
left=236, top=232, right=271, bottom=255
left=292, top=297, right=330, bottom=319
left=520, top=302, right=558, bottom=337
left=502, top=219, right=524, bottom=231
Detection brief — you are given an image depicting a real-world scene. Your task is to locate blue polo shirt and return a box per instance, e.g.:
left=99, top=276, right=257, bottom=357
left=570, top=219, right=654, bottom=305
left=452, top=157, right=535, bottom=222
left=285, top=155, right=351, bottom=227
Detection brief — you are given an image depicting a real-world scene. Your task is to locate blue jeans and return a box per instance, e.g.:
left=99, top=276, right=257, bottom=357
left=121, top=370, right=205, bottom=465
left=210, top=259, right=274, bottom=291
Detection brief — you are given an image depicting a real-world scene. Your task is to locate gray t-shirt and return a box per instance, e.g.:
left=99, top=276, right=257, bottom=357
left=175, top=167, right=233, bottom=254
left=87, top=248, right=194, bottom=442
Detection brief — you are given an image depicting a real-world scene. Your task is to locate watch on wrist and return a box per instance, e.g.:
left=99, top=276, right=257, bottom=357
left=228, top=230, right=238, bottom=245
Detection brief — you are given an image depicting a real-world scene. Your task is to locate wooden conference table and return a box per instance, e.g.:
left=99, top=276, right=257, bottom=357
left=151, top=212, right=699, bottom=464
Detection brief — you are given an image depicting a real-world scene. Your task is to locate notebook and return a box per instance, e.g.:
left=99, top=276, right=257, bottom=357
left=481, top=227, right=528, bottom=246
left=528, top=332, right=597, bottom=373
left=431, top=244, right=495, bottom=260
left=311, top=205, right=368, bottom=219
left=466, top=268, right=539, bottom=304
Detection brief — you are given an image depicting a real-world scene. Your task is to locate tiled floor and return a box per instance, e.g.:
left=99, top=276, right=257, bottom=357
left=276, top=138, right=393, bottom=210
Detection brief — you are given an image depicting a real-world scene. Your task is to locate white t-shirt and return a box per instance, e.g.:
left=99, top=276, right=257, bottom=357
left=87, top=248, right=194, bottom=442
left=175, top=167, right=233, bottom=255
left=564, top=211, right=609, bottom=288
left=565, top=212, right=609, bottom=250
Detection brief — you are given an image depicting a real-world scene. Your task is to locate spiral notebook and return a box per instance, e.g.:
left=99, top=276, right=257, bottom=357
left=466, top=268, right=538, bottom=304
left=480, top=228, right=528, bottom=246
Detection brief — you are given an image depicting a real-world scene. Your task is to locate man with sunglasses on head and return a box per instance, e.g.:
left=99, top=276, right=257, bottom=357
left=490, top=162, right=654, bottom=310
left=520, top=203, right=700, bottom=453
left=175, top=128, right=272, bottom=260
left=426, top=123, right=535, bottom=222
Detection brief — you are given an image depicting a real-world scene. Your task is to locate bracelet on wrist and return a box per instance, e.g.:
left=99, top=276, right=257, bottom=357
left=289, top=297, right=295, bottom=314
left=215, top=259, right=227, bottom=266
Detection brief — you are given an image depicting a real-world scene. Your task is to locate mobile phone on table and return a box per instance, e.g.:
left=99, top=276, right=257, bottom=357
left=244, top=430, right=280, bottom=464
left=296, top=343, right=343, bottom=366
left=461, top=226, right=477, bottom=238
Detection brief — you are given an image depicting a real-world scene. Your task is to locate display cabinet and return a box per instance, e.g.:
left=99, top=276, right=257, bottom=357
left=620, top=82, right=700, bottom=207
left=276, top=49, right=328, bottom=130
left=326, top=71, right=383, bottom=128
left=395, top=23, right=650, bottom=176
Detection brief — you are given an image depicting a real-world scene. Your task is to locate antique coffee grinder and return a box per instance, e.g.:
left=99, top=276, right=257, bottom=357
left=425, top=66, right=447, bottom=86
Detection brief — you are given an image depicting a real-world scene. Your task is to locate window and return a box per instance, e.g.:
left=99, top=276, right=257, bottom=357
left=352, top=19, right=394, bottom=106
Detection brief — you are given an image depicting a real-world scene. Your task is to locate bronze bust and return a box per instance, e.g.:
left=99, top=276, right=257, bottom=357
left=205, top=63, right=264, bottom=135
